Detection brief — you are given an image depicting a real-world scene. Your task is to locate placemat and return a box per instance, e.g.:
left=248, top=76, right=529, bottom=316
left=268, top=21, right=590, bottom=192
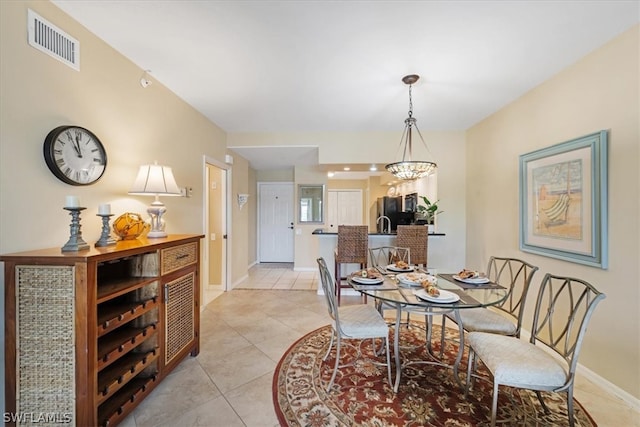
left=439, top=273, right=505, bottom=290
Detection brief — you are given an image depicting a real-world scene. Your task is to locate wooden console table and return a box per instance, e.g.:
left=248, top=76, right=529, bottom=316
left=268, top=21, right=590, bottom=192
left=1, top=234, right=204, bottom=426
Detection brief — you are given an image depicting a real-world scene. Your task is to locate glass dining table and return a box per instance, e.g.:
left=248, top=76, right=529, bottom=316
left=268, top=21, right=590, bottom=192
left=348, top=271, right=508, bottom=392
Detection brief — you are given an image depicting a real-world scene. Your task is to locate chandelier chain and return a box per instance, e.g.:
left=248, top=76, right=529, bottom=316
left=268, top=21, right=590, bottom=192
left=408, top=83, right=413, bottom=118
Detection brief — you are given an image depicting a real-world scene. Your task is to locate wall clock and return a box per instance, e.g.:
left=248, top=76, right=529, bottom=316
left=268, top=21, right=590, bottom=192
left=43, top=125, right=107, bottom=185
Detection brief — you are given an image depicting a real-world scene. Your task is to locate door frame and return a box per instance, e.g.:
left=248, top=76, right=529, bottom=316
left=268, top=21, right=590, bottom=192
left=203, top=155, right=231, bottom=294
left=257, top=181, right=295, bottom=263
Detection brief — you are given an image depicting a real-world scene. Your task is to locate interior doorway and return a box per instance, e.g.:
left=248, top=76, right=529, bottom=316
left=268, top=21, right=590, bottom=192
left=204, top=160, right=229, bottom=299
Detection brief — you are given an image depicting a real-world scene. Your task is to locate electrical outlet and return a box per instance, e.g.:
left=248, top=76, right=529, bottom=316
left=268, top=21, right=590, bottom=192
left=210, top=233, right=216, bottom=241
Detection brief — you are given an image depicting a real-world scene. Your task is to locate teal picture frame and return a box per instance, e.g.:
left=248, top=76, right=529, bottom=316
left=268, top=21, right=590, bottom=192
left=519, top=130, right=608, bottom=269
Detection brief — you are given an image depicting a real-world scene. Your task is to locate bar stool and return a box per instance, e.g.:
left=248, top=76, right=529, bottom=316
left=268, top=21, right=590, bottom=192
left=396, top=225, right=428, bottom=267
left=334, top=225, right=368, bottom=305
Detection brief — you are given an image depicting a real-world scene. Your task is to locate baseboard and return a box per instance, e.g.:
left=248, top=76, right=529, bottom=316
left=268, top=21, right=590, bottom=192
left=576, top=363, right=640, bottom=411
left=231, top=274, right=249, bottom=290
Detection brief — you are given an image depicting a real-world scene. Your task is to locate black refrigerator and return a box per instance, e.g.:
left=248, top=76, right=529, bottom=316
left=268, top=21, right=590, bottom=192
left=377, top=196, right=402, bottom=232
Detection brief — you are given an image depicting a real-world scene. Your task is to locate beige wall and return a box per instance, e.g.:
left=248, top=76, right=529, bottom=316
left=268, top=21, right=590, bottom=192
left=466, top=26, right=639, bottom=399
left=294, top=166, right=327, bottom=269
left=229, top=153, right=252, bottom=283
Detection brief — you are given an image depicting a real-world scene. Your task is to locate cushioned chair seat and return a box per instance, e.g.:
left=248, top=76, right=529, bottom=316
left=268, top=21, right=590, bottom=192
left=338, top=304, right=390, bottom=338
left=468, top=332, right=567, bottom=389
left=456, top=308, right=517, bottom=335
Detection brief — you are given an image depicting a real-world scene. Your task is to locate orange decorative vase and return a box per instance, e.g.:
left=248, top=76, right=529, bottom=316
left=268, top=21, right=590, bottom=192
left=112, top=212, right=149, bottom=240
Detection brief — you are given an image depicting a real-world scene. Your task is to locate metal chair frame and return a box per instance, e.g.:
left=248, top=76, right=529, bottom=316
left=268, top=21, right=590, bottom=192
left=317, top=257, right=392, bottom=392
left=466, top=273, right=606, bottom=426
left=440, top=256, right=539, bottom=355
left=368, top=246, right=411, bottom=270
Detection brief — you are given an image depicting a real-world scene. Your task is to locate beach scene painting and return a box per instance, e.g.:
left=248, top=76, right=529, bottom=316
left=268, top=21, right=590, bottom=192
left=519, top=130, right=608, bottom=269
left=532, top=159, right=582, bottom=240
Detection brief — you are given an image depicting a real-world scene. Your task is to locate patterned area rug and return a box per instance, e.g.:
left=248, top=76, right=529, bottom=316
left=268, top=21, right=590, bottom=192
left=273, top=323, right=596, bottom=426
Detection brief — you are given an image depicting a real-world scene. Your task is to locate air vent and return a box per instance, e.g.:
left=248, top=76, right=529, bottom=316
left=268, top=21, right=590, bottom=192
left=28, top=9, right=80, bottom=71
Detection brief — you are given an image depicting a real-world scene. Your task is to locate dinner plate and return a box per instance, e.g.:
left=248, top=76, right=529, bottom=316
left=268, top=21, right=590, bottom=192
left=351, top=275, right=384, bottom=285
left=413, top=288, right=460, bottom=303
left=396, top=272, right=434, bottom=286
left=385, top=264, right=414, bottom=273
left=452, top=275, right=490, bottom=284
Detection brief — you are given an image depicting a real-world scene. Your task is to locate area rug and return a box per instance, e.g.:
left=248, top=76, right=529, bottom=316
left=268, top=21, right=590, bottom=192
left=273, top=323, right=596, bottom=426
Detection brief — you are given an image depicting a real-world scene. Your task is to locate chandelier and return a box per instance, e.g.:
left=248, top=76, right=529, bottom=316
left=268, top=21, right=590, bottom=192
left=385, top=74, right=437, bottom=181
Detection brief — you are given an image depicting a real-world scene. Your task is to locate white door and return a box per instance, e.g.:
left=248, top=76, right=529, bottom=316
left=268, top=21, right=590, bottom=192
left=259, top=183, right=295, bottom=262
left=327, top=190, right=363, bottom=229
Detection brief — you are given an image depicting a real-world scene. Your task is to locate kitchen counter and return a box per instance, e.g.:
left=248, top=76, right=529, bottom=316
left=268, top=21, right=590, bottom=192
left=312, top=228, right=445, bottom=236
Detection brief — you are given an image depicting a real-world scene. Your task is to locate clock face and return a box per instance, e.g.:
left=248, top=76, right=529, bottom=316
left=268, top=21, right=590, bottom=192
left=43, top=126, right=107, bottom=185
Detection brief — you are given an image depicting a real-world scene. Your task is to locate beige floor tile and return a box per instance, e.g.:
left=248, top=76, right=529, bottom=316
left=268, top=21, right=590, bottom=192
left=198, top=323, right=253, bottom=359
left=274, top=278, right=296, bottom=286
left=254, top=328, right=309, bottom=362
left=225, top=372, right=280, bottom=426
left=272, top=281, right=293, bottom=290
left=157, top=395, right=245, bottom=427
left=198, top=345, right=276, bottom=394
left=130, top=361, right=221, bottom=427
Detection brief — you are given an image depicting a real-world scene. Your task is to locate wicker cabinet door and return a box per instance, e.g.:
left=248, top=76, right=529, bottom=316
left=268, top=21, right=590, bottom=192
left=163, top=271, right=196, bottom=365
left=15, top=265, right=76, bottom=424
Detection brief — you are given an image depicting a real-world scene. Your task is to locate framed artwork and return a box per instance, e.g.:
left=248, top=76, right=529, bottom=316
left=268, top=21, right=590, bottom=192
left=519, top=131, right=608, bottom=268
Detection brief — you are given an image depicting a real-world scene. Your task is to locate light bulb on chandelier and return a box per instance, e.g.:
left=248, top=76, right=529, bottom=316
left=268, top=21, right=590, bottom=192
left=385, top=74, right=437, bottom=181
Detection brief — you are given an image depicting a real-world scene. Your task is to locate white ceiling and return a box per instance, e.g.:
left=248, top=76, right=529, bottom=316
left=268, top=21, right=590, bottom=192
left=52, top=1, right=638, bottom=171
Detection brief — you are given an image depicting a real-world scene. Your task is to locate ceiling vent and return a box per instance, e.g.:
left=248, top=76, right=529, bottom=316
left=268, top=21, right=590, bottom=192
left=28, top=9, right=80, bottom=71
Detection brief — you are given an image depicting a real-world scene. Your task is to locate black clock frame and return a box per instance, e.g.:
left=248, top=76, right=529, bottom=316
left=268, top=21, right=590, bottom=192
left=43, top=125, right=107, bottom=186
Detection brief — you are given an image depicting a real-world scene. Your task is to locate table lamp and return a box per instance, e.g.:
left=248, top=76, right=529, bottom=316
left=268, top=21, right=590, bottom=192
left=129, top=162, right=181, bottom=238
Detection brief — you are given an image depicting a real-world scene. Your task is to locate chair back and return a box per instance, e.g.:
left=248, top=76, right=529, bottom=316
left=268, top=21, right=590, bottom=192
left=335, top=225, right=368, bottom=264
left=530, top=274, right=605, bottom=381
left=486, top=256, right=539, bottom=337
left=396, top=225, right=428, bottom=266
left=369, top=246, right=411, bottom=269
left=317, top=257, right=340, bottom=326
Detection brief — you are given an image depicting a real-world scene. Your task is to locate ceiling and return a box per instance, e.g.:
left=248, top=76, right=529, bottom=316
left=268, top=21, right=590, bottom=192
left=52, top=1, right=638, bottom=173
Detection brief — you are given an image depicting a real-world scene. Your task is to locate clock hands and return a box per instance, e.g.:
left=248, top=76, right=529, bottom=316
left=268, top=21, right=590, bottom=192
left=74, top=131, right=84, bottom=158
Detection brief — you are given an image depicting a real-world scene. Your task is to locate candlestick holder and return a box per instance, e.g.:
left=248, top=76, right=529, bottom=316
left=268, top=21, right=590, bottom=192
left=61, top=207, right=90, bottom=252
left=95, top=214, right=117, bottom=247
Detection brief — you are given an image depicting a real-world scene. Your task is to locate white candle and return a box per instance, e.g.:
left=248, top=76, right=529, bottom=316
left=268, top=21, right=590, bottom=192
left=65, top=196, right=80, bottom=208
left=98, top=204, right=111, bottom=215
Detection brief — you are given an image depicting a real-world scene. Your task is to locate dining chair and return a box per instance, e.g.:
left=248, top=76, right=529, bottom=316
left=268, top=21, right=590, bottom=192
left=368, top=246, right=411, bottom=270
left=334, top=225, right=368, bottom=305
left=439, top=256, right=539, bottom=356
left=396, top=225, right=428, bottom=267
left=316, top=257, right=392, bottom=392
left=368, top=246, right=412, bottom=322
left=466, top=273, right=605, bottom=426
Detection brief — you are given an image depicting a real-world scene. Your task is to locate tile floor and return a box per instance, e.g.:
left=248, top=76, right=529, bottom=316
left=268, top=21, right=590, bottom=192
left=122, top=263, right=639, bottom=427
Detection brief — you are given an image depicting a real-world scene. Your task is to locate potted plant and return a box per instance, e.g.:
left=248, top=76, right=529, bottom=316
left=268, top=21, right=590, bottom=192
left=416, top=196, right=443, bottom=231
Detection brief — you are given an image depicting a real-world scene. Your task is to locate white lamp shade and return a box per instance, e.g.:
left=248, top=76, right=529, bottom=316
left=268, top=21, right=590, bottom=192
left=129, top=164, right=181, bottom=196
